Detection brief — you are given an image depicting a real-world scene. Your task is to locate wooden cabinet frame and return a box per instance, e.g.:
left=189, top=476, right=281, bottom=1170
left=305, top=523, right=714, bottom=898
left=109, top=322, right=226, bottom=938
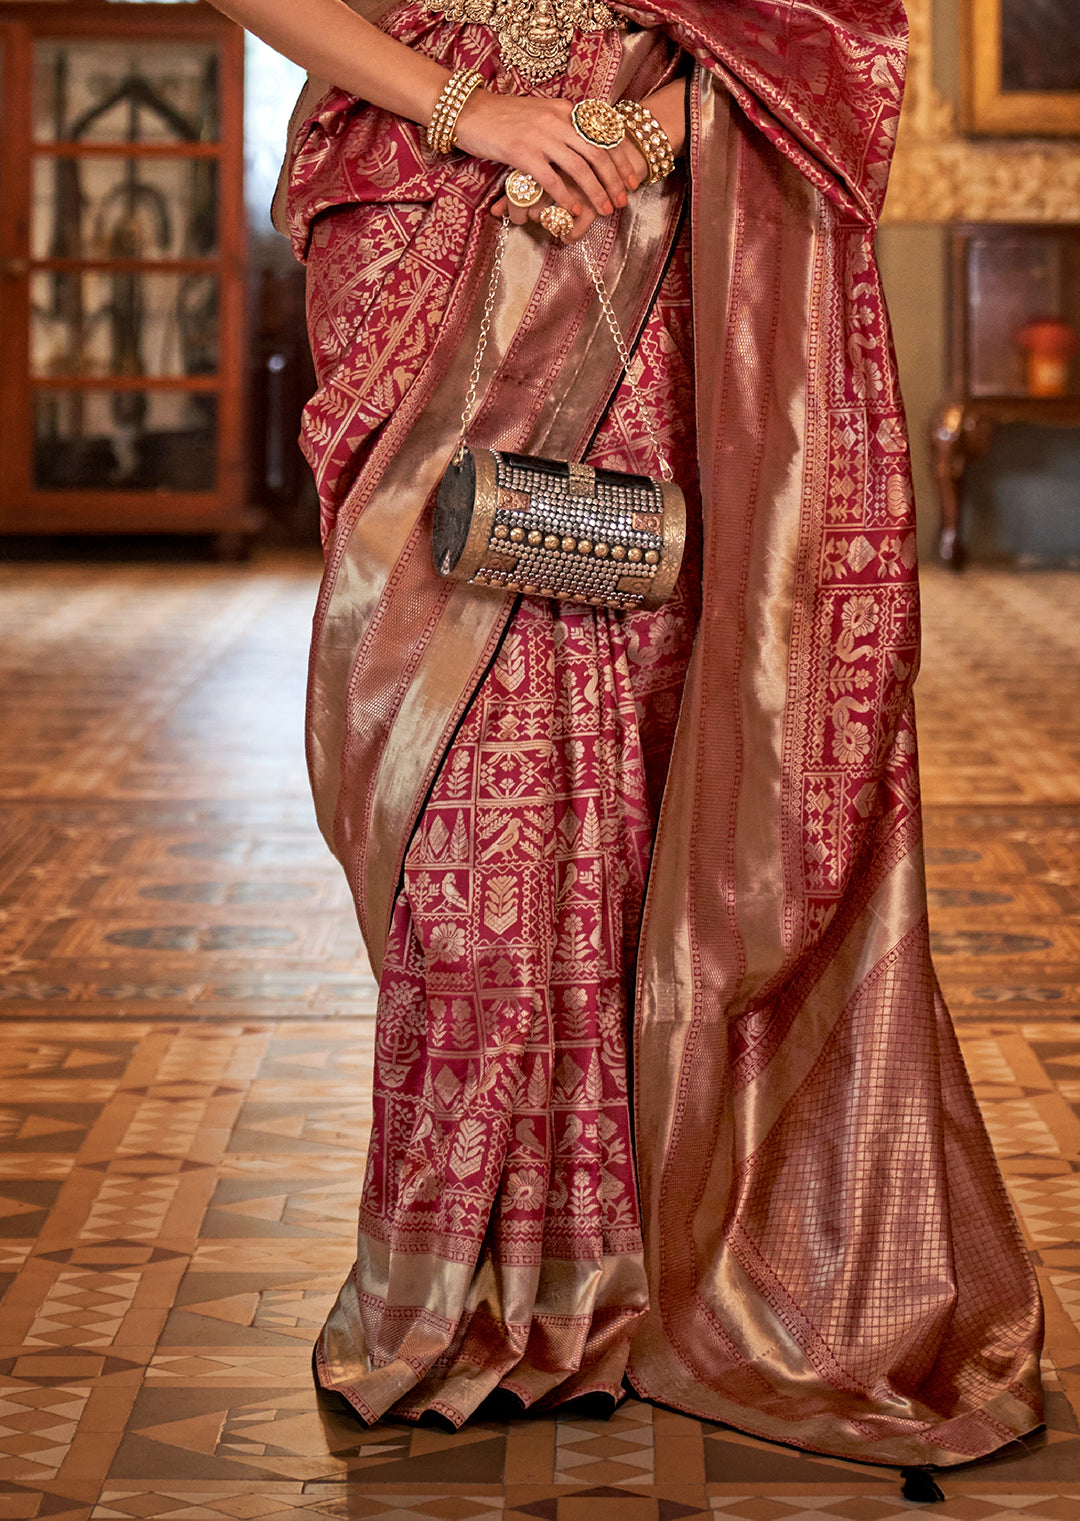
left=0, top=2, right=249, bottom=536
left=930, top=223, right=1080, bottom=568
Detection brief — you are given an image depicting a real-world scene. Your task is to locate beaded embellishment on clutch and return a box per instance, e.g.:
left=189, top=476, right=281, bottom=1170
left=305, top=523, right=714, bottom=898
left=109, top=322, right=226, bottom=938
left=426, top=0, right=621, bottom=81
left=432, top=218, right=686, bottom=614
left=434, top=448, right=685, bottom=611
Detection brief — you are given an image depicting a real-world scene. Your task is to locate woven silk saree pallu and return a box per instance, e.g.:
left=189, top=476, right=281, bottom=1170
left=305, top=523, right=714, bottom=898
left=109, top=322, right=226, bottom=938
left=283, top=0, right=1045, bottom=1469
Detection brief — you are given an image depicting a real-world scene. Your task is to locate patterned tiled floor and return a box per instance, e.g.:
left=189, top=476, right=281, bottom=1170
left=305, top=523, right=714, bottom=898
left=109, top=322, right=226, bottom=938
left=1, top=555, right=1080, bottom=1519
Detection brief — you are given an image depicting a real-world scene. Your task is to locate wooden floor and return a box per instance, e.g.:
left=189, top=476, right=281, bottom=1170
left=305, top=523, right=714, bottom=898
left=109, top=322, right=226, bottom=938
left=1, top=551, right=1080, bottom=1519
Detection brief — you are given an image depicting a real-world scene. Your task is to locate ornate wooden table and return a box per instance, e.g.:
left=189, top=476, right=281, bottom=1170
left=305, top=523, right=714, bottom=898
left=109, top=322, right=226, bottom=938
left=931, top=224, right=1080, bottom=568
left=930, top=396, right=1080, bottom=568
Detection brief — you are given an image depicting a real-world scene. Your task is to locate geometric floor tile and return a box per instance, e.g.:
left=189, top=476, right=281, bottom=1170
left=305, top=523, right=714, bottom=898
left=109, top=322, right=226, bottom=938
left=1007, top=1177, right=1080, bottom=1245
left=3, top=558, right=1080, bottom=1517
left=200, top=1179, right=359, bottom=1239
left=0, top=1383, right=90, bottom=1478
left=91, top=1499, right=507, bottom=1521
left=79, top=1176, right=182, bottom=1241
left=961, top=1037, right=1021, bottom=1086
left=336, top=1506, right=504, bottom=1521
left=165, top=1282, right=335, bottom=1346
left=979, top=1100, right=1062, bottom=1157
left=118, top=1100, right=214, bottom=1158
left=554, top=1402, right=655, bottom=1485
left=1047, top=1271, right=1080, bottom=1336
left=707, top=1504, right=1080, bottom=1521
left=24, top=1271, right=141, bottom=1348
left=144, top=1353, right=312, bottom=1382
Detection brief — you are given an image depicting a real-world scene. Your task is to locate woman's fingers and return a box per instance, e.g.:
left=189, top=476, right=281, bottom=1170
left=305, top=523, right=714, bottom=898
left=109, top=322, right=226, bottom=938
left=457, top=93, right=639, bottom=220
left=525, top=195, right=597, bottom=244
left=491, top=187, right=597, bottom=245
left=563, top=139, right=628, bottom=211
left=561, top=206, right=599, bottom=244
left=552, top=148, right=615, bottom=217
left=509, top=147, right=606, bottom=218
left=467, top=94, right=654, bottom=226
left=491, top=190, right=537, bottom=225
left=526, top=162, right=583, bottom=217
left=610, top=139, right=646, bottom=192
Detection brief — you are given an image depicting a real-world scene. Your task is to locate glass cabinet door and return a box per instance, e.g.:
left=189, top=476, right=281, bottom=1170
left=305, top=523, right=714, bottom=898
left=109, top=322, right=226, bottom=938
left=0, top=4, right=247, bottom=535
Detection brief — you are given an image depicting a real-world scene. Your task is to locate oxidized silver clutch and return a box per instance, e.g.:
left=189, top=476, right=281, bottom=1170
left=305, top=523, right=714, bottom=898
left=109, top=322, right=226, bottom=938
left=433, top=446, right=686, bottom=611
left=433, top=220, right=685, bottom=611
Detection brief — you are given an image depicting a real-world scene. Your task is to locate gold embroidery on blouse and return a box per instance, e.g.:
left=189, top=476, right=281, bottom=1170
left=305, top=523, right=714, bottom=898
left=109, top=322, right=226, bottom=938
left=426, top=0, right=622, bottom=81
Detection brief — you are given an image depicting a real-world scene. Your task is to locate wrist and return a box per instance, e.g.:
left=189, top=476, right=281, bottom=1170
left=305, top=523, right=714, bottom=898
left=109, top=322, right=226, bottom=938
left=624, top=137, right=649, bottom=184
left=642, top=83, right=687, bottom=160
left=615, top=97, right=677, bottom=186
left=453, top=82, right=488, bottom=150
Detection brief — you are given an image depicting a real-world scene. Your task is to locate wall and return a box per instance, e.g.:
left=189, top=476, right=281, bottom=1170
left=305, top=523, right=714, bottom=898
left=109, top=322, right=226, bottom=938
left=880, top=0, right=1080, bottom=561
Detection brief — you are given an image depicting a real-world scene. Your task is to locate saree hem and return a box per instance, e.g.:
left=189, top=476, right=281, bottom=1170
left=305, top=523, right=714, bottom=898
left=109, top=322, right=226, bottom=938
left=623, top=1366, right=1045, bottom=1472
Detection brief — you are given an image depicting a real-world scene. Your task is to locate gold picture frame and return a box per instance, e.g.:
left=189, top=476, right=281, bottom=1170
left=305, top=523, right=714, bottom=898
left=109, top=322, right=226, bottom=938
left=965, top=0, right=1080, bottom=136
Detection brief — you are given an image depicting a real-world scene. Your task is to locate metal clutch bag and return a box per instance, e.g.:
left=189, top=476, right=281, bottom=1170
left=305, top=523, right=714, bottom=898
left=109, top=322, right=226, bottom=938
left=434, top=448, right=684, bottom=611
left=433, top=219, right=686, bottom=612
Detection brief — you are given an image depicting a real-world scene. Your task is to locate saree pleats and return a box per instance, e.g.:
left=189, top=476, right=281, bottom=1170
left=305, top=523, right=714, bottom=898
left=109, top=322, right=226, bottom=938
left=289, top=0, right=1045, bottom=1465
left=321, top=574, right=698, bottom=1424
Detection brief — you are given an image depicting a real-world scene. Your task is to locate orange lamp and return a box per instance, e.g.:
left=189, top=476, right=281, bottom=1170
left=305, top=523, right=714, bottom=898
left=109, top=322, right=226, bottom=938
left=1017, top=317, right=1079, bottom=398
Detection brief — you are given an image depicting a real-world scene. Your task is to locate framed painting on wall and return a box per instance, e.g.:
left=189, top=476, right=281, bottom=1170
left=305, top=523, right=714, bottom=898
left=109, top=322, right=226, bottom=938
left=966, top=0, right=1080, bottom=135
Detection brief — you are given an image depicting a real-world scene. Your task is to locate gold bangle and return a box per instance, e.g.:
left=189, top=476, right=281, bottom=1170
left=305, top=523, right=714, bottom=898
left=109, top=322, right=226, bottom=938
left=613, top=98, right=676, bottom=184
left=426, top=67, right=483, bottom=155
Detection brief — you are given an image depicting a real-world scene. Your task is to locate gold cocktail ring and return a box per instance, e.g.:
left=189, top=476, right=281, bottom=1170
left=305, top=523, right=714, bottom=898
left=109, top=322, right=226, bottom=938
left=570, top=98, right=625, bottom=150
left=539, top=205, right=575, bottom=241
left=505, top=170, right=544, bottom=208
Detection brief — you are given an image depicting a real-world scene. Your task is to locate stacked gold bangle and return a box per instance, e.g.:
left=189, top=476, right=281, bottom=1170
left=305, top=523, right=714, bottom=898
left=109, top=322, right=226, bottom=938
left=614, top=98, right=676, bottom=184
left=427, top=67, right=483, bottom=155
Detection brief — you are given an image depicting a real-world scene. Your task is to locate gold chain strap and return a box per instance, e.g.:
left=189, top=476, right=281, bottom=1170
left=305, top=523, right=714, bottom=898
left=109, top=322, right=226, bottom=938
left=455, top=215, right=511, bottom=466
left=455, top=216, right=673, bottom=483
left=578, top=241, right=672, bottom=482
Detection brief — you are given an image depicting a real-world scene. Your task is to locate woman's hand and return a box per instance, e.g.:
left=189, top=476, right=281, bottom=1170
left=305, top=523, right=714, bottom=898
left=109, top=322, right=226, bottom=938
left=486, top=79, right=688, bottom=244
left=489, top=137, right=646, bottom=243
left=456, top=92, right=637, bottom=223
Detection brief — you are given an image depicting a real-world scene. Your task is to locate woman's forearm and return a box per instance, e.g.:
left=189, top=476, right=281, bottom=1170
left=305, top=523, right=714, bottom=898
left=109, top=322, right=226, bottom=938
left=206, top=0, right=449, bottom=124
left=208, top=0, right=683, bottom=234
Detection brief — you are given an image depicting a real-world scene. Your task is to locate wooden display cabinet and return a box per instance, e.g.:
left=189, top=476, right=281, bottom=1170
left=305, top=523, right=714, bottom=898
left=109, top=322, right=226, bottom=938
left=930, top=223, right=1080, bottom=568
left=0, top=1, right=251, bottom=542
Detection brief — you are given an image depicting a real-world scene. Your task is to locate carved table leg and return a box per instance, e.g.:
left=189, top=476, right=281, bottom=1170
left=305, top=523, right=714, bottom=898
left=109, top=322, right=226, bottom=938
left=930, top=403, right=968, bottom=570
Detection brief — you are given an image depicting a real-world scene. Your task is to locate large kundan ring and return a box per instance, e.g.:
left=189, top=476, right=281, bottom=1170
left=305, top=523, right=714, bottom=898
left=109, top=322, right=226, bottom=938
left=570, top=98, right=625, bottom=150
left=505, top=170, right=544, bottom=208
left=539, top=205, right=575, bottom=241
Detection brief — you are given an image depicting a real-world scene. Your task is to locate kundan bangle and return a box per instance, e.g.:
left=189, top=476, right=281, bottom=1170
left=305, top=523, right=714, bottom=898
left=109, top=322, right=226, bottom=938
left=614, top=98, right=676, bottom=184
left=427, top=67, right=483, bottom=155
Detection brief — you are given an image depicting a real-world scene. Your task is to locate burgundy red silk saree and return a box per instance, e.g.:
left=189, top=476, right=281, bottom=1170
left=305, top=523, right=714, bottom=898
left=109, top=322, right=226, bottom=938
left=282, top=0, right=1045, bottom=1469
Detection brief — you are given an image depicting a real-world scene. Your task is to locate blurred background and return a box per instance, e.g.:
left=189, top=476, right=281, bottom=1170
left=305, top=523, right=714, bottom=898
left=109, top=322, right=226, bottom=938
left=0, top=0, right=1079, bottom=565
left=0, top=0, right=312, bottom=557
